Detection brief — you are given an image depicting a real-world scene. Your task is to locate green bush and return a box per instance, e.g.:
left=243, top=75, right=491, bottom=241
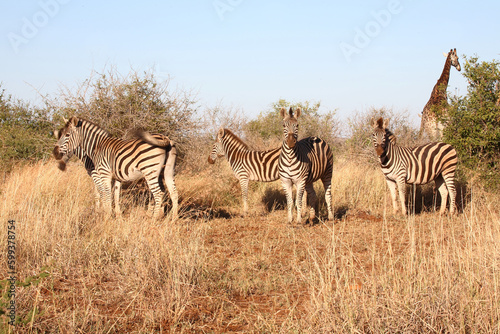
left=0, top=85, right=54, bottom=171
left=443, top=56, right=500, bottom=189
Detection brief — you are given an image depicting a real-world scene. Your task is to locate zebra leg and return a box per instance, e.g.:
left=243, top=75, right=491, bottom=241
left=113, top=180, right=122, bottom=218
left=434, top=176, right=448, bottom=215
left=89, top=171, right=102, bottom=209
left=322, top=177, right=333, bottom=221
left=295, top=182, right=307, bottom=224
left=100, top=175, right=114, bottom=217
left=442, top=174, right=457, bottom=215
left=396, top=178, right=408, bottom=215
left=301, top=191, right=308, bottom=217
left=385, top=179, right=400, bottom=215
left=281, top=178, right=294, bottom=224
left=239, top=177, right=249, bottom=216
left=164, top=146, right=179, bottom=218
left=145, top=175, right=165, bottom=219
left=304, top=183, right=317, bottom=222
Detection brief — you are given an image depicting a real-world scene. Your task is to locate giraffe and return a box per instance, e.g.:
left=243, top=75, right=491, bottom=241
left=420, top=48, right=461, bottom=140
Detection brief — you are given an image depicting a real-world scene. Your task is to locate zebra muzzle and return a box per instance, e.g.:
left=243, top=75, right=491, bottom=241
left=375, top=144, right=384, bottom=156
left=53, top=146, right=63, bottom=160
left=286, top=134, right=297, bottom=148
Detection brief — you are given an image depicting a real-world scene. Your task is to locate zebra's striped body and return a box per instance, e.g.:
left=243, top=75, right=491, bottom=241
left=208, top=128, right=281, bottom=215
left=53, top=117, right=178, bottom=218
left=278, top=107, right=334, bottom=223
left=372, top=117, right=457, bottom=215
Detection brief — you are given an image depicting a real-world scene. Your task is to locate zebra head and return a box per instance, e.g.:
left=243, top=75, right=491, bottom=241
left=53, top=128, right=73, bottom=171
left=53, top=116, right=83, bottom=161
left=207, top=128, right=226, bottom=164
left=444, top=48, right=461, bottom=72
left=371, top=117, right=391, bottom=157
left=280, top=107, right=301, bottom=148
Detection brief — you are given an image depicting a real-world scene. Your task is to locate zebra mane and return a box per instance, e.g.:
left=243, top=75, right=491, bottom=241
left=223, top=129, right=250, bottom=150
left=63, top=117, right=111, bottom=136
left=385, top=128, right=397, bottom=145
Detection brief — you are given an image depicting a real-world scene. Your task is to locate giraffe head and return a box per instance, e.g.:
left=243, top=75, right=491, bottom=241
left=444, top=48, right=461, bottom=72
left=280, top=107, right=301, bottom=148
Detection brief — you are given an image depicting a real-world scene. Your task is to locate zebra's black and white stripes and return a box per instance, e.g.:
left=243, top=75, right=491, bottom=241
left=208, top=128, right=281, bottom=215
left=278, top=107, right=333, bottom=223
left=371, top=117, right=457, bottom=215
left=53, top=117, right=178, bottom=218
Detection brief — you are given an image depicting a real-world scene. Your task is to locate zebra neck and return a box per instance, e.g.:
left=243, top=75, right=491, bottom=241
left=281, top=142, right=297, bottom=157
left=379, top=143, right=395, bottom=166
left=223, top=139, right=250, bottom=163
left=79, top=126, right=110, bottom=159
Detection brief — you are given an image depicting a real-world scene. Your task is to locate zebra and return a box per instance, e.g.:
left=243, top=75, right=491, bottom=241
left=278, top=107, right=334, bottom=224
left=371, top=117, right=457, bottom=215
left=53, top=117, right=179, bottom=218
left=208, top=128, right=288, bottom=216
left=55, top=132, right=176, bottom=218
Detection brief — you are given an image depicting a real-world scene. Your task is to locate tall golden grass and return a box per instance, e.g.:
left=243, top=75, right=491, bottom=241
left=1, top=157, right=500, bottom=333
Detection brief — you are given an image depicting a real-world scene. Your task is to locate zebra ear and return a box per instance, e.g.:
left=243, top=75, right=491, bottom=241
left=218, top=128, right=225, bottom=138
left=280, top=107, right=287, bottom=119
left=370, top=117, right=378, bottom=128
left=54, top=129, right=59, bottom=138
left=70, top=117, right=79, bottom=126
left=383, top=118, right=390, bottom=129
left=295, top=107, right=301, bottom=119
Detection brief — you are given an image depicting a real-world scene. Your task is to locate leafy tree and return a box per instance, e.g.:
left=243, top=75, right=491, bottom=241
left=443, top=56, right=500, bottom=188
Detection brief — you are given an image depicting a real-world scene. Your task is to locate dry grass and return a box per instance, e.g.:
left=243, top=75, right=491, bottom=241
left=1, top=158, right=500, bottom=333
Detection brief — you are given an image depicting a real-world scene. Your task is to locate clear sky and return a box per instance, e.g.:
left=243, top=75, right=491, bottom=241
left=1, top=0, right=499, bottom=125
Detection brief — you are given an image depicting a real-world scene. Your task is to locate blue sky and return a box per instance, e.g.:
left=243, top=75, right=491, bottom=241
left=1, top=0, right=499, bottom=125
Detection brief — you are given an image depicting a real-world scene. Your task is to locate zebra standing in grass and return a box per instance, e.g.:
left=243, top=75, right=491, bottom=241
left=371, top=117, right=457, bottom=215
left=208, top=128, right=281, bottom=216
left=278, top=107, right=334, bottom=224
left=53, top=117, right=178, bottom=218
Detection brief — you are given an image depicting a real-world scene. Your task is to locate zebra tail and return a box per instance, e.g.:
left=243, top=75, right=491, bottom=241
left=132, top=129, right=171, bottom=147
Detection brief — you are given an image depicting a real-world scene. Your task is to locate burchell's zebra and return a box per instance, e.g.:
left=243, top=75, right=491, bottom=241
left=279, top=107, right=334, bottom=223
left=53, top=117, right=179, bottom=218
left=371, top=117, right=457, bottom=215
left=208, top=128, right=284, bottom=215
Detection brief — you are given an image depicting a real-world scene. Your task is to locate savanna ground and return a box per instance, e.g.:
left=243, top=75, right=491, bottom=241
left=1, top=153, right=500, bottom=333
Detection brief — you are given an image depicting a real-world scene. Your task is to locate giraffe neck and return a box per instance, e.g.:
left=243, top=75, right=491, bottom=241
left=432, top=55, right=452, bottom=101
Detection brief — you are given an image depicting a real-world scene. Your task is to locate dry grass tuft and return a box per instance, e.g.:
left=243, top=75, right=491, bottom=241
left=1, top=158, right=500, bottom=333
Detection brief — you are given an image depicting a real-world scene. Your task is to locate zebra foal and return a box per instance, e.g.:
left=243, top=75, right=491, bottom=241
left=371, top=117, right=457, bottom=215
left=53, top=117, right=178, bottom=219
left=279, top=107, right=333, bottom=224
